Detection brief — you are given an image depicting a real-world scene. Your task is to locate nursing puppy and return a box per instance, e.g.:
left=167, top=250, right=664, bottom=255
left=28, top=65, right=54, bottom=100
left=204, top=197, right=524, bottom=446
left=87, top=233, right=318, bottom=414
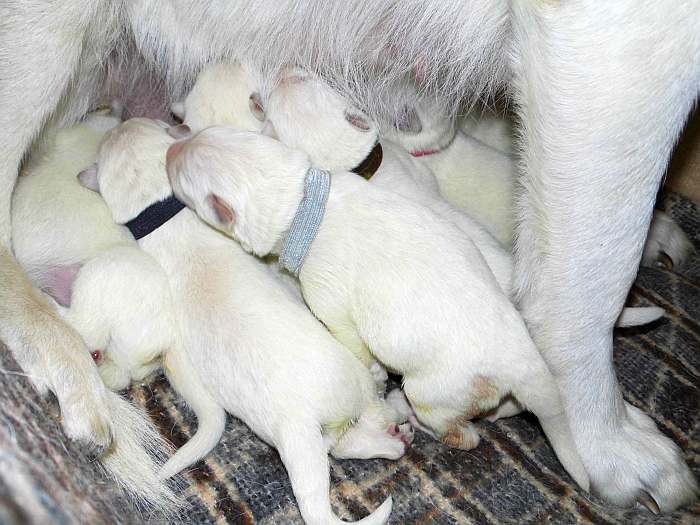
left=10, top=108, right=180, bottom=511
left=263, top=71, right=666, bottom=330
left=88, top=118, right=412, bottom=525
left=2, top=0, right=698, bottom=512
left=12, top=109, right=174, bottom=390
left=171, top=61, right=265, bottom=133
left=388, top=100, right=696, bottom=266
left=166, top=127, right=593, bottom=491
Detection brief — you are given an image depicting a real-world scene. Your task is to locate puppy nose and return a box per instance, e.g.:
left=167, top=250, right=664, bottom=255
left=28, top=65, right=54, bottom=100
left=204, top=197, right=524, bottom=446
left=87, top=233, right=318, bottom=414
left=166, top=141, right=185, bottom=169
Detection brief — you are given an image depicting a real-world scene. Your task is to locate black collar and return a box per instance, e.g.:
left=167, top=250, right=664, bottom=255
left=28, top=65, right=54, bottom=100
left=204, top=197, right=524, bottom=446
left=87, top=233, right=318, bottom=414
left=351, top=142, right=383, bottom=180
left=124, top=195, right=186, bottom=240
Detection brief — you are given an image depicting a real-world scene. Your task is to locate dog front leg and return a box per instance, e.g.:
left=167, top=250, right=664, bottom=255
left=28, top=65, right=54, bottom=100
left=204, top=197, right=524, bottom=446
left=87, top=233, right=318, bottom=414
left=510, top=0, right=699, bottom=511
left=0, top=2, right=116, bottom=453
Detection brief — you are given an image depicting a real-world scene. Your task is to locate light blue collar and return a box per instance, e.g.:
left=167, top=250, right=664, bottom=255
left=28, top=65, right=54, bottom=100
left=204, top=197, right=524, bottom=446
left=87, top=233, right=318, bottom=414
left=278, top=168, right=331, bottom=276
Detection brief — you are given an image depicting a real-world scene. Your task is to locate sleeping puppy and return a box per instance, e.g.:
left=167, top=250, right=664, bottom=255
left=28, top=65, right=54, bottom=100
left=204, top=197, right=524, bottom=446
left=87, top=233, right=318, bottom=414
left=171, top=61, right=265, bottom=133
left=262, top=70, right=665, bottom=328
left=166, top=127, right=593, bottom=491
left=10, top=107, right=180, bottom=512
left=12, top=108, right=173, bottom=391
left=388, top=99, right=695, bottom=266
left=86, top=118, right=413, bottom=525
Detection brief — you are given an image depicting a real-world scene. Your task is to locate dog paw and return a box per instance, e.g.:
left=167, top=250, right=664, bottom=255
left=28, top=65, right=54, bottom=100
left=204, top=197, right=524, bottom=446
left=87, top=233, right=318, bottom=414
left=641, top=210, right=694, bottom=269
left=60, top=388, right=114, bottom=457
left=581, top=403, right=698, bottom=512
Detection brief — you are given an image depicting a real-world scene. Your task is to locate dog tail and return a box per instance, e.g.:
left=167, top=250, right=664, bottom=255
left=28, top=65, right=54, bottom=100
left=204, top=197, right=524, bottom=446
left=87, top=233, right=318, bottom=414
left=510, top=366, right=590, bottom=492
left=99, top=390, right=184, bottom=517
left=159, top=348, right=226, bottom=480
left=277, top=422, right=393, bottom=525
left=616, top=306, right=665, bottom=327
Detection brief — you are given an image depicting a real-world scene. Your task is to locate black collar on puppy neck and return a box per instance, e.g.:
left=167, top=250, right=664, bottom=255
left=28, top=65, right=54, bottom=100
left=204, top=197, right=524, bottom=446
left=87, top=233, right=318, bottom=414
left=124, top=195, right=186, bottom=240
left=351, top=142, right=383, bottom=180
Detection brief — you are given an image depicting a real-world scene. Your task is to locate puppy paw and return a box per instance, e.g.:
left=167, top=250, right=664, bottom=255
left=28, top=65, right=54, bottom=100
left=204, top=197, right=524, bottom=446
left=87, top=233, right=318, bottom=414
left=641, top=210, right=694, bottom=269
left=581, top=403, right=698, bottom=512
left=388, top=422, right=414, bottom=449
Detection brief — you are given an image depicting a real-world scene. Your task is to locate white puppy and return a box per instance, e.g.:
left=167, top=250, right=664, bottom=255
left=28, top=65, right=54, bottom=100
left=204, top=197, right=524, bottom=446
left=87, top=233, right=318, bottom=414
left=172, top=61, right=265, bottom=133
left=88, top=118, right=413, bottom=525
left=2, top=0, right=698, bottom=513
left=10, top=108, right=180, bottom=512
left=166, top=127, right=594, bottom=492
left=263, top=71, right=665, bottom=329
left=388, top=99, right=695, bottom=267
left=12, top=109, right=173, bottom=391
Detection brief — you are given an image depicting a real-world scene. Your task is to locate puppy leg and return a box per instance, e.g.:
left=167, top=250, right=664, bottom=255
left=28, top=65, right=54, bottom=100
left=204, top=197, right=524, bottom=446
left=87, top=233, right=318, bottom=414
left=0, top=2, right=115, bottom=451
left=510, top=1, right=699, bottom=510
left=277, top=422, right=393, bottom=525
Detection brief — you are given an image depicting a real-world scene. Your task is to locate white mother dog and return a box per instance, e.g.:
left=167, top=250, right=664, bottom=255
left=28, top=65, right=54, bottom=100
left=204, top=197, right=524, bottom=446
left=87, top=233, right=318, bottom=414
left=1, top=0, right=698, bottom=512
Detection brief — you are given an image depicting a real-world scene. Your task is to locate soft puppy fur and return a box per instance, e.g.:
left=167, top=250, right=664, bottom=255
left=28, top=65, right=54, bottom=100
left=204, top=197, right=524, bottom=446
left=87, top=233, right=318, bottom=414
left=1, top=0, right=698, bottom=512
left=261, top=71, right=666, bottom=328
left=10, top=108, right=181, bottom=513
left=166, top=127, right=593, bottom=491
left=88, top=118, right=414, bottom=525
left=172, top=61, right=265, bottom=133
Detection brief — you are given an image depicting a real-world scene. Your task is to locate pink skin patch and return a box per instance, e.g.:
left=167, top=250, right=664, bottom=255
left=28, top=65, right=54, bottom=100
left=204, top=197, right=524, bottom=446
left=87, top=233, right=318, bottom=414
left=411, top=148, right=440, bottom=157
left=39, top=263, right=82, bottom=307
left=388, top=424, right=412, bottom=449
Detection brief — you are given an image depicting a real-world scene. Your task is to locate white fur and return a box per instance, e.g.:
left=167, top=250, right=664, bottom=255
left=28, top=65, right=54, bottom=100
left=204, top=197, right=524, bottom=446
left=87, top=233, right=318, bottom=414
left=167, top=127, right=591, bottom=491
left=92, top=118, right=409, bottom=525
left=9, top=110, right=180, bottom=512
left=261, top=72, right=666, bottom=328
left=175, top=61, right=265, bottom=133
left=1, top=0, right=698, bottom=512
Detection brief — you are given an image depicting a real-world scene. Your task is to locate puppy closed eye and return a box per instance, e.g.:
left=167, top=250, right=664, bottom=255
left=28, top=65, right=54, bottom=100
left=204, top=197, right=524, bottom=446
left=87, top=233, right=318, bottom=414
left=344, top=110, right=371, bottom=132
left=249, top=93, right=265, bottom=122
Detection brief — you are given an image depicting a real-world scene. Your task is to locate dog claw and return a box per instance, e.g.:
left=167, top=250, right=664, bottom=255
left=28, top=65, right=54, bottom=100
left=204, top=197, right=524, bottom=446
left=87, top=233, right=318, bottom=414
left=637, top=491, right=660, bottom=514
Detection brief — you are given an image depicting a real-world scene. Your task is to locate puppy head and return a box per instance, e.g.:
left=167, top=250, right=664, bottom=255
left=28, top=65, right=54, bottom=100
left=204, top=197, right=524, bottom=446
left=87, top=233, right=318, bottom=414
left=81, top=118, right=177, bottom=224
left=176, top=61, right=265, bottom=133
left=266, top=68, right=378, bottom=171
left=382, top=98, right=456, bottom=155
left=166, top=126, right=310, bottom=256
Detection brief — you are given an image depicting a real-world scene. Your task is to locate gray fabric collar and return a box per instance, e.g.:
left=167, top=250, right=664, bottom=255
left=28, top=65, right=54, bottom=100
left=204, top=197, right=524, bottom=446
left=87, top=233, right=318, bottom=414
left=278, top=168, right=331, bottom=276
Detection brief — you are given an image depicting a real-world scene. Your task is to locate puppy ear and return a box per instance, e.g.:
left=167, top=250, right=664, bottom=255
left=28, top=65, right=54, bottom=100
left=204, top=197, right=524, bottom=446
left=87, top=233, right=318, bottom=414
left=167, top=124, right=191, bottom=139
left=344, top=110, right=371, bottom=131
left=249, top=92, right=265, bottom=122
left=171, top=101, right=185, bottom=121
left=78, top=164, right=100, bottom=192
left=208, top=194, right=235, bottom=228
left=260, top=120, right=278, bottom=139
left=395, top=107, right=423, bottom=134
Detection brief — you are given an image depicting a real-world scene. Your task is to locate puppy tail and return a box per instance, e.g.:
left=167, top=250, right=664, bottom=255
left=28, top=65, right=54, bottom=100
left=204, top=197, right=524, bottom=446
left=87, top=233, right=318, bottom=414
left=277, top=423, right=393, bottom=525
left=511, top=369, right=590, bottom=492
left=159, top=349, right=226, bottom=480
left=616, top=306, right=665, bottom=328
left=99, top=391, right=184, bottom=517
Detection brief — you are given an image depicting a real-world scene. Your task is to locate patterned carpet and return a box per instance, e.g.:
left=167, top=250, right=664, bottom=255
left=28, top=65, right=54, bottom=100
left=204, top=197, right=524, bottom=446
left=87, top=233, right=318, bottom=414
left=1, top=193, right=698, bottom=525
